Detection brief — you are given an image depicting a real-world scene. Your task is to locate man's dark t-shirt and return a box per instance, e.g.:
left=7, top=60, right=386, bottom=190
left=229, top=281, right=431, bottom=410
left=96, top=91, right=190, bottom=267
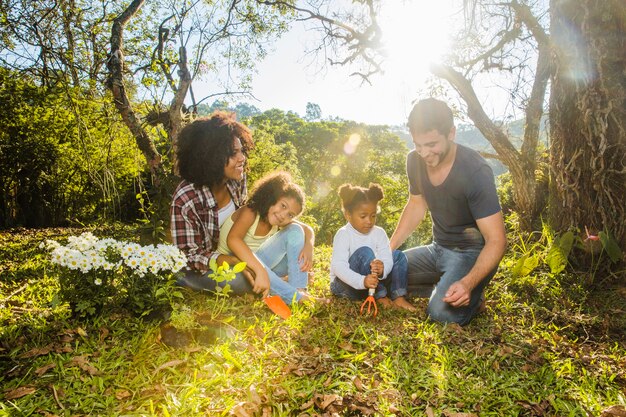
left=407, top=144, right=501, bottom=249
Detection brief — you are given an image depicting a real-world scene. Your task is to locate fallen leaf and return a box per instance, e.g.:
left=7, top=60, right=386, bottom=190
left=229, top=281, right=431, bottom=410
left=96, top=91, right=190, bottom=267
left=75, top=327, right=88, bottom=337
left=231, top=402, right=255, bottom=417
left=352, top=376, right=364, bottom=391
left=426, top=405, right=435, bottom=417
left=4, top=386, right=36, bottom=400
left=600, top=405, right=626, bottom=417
left=153, top=359, right=185, bottom=374
left=338, top=341, right=356, bottom=352
left=68, top=356, right=100, bottom=376
left=443, top=412, right=478, bottom=417
left=140, top=384, right=166, bottom=397
left=300, top=398, right=315, bottom=410
left=249, top=384, right=262, bottom=405
left=318, top=394, right=341, bottom=410
left=53, top=345, right=73, bottom=354
left=34, top=363, right=56, bottom=376
left=115, top=390, right=132, bottom=400
left=58, top=334, right=74, bottom=343
left=20, top=344, right=53, bottom=358
left=99, top=327, right=109, bottom=341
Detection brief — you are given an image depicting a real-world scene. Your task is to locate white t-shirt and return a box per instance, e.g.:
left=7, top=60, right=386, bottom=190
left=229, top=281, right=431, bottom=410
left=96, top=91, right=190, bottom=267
left=330, top=222, right=394, bottom=289
left=217, top=199, right=236, bottom=228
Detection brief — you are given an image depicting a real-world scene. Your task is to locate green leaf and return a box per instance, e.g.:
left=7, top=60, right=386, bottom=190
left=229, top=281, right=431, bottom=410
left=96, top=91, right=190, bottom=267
left=232, top=262, right=247, bottom=273
left=599, top=231, right=623, bottom=263
left=512, top=254, right=540, bottom=277
left=546, top=231, right=574, bottom=274
left=209, top=258, right=218, bottom=273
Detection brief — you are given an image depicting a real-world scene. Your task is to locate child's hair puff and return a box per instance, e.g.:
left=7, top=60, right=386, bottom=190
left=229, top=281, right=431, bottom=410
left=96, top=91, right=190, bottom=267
left=247, top=171, right=305, bottom=220
left=337, top=183, right=384, bottom=213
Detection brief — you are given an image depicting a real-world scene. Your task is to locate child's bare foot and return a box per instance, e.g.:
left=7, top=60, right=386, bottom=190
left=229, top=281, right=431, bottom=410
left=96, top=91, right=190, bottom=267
left=392, top=296, right=417, bottom=312
left=376, top=297, right=393, bottom=308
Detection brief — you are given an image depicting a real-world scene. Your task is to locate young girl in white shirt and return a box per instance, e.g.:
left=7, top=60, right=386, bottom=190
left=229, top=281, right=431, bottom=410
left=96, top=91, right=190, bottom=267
left=330, top=183, right=416, bottom=311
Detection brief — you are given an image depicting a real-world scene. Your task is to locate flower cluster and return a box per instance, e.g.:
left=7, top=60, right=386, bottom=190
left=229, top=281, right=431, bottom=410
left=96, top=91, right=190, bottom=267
left=41, top=232, right=187, bottom=279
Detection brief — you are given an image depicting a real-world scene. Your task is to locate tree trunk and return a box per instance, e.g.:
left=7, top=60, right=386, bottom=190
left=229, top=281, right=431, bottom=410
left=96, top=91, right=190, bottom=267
left=106, top=0, right=163, bottom=178
left=431, top=63, right=540, bottom=230
left=549, top=0, right=626, bottom=252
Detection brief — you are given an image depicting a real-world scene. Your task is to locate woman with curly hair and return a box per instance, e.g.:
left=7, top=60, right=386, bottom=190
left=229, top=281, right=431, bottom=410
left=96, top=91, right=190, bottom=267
left=217, top=171, right=318, bottom=304
left=170, top=111, right=257, bottom=292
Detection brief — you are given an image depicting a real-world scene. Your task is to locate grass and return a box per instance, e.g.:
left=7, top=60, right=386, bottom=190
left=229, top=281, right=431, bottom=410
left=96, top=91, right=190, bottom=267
left=1, top=227, right=625, bottom=416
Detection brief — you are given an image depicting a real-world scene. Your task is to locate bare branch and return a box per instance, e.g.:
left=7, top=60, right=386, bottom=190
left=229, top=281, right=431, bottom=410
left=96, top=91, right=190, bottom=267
left=430, top=63, right=520, bottom=165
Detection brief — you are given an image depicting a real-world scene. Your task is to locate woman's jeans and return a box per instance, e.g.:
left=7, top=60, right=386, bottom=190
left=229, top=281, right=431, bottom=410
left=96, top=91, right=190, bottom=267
left=178, top=223, right=308, bottom=305
left=330, top=246, right=408, bottom=301
left=405, top=242, right=496, bottom=326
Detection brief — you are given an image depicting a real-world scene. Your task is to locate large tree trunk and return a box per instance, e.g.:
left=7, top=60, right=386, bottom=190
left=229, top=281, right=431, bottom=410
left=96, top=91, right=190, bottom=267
left=549, top=0, right=626, bottom=255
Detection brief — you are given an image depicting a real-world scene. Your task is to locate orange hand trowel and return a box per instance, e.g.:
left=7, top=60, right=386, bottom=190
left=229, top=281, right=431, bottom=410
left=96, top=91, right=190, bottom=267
left=263, top=295, right=292, bottom=319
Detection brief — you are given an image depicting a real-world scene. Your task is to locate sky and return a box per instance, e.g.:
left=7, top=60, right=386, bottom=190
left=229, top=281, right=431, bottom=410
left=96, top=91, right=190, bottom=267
left=195, top=1, right=472, bottom=127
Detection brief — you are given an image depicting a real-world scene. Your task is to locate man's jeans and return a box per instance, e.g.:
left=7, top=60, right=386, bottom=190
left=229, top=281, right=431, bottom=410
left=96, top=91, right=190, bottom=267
left=330, top=246, right=409, bottom=301
left=405, top=242, right=496, bottom=326
left=178, top=223, right=308, bottom=305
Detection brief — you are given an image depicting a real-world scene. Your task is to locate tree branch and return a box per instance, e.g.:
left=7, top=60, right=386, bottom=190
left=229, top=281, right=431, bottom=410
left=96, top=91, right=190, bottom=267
left=430, top=63, right=521, bottom=165
left=106, top=0, right=162, bottom=173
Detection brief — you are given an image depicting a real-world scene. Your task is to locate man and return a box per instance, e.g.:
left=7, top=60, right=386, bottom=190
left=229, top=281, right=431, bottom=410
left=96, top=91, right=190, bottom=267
left=389, top=98, right=507, bottom=325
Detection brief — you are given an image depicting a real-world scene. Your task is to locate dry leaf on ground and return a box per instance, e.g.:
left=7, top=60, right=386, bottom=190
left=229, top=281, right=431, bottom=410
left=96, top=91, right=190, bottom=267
left=600, top=405, right=626, bottom=417
left=20, top=344, right=53, bottom=358
left=4, top=386, right=36, bottom=400
left=34, top=363, right=56, bottom=376
left=67, top=355, right=100, bottom=376
left=153, top=359, right=185, bottom=374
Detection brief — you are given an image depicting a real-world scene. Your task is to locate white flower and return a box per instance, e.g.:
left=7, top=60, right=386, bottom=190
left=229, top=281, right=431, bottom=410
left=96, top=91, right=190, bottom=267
left=94, top=278, right=102, bottom=286
left=44, top=233, right=186, bottom=277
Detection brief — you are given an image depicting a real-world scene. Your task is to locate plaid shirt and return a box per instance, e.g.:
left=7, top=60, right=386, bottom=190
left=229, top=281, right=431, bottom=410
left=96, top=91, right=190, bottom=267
left=170, top=176, right=247, bottom=273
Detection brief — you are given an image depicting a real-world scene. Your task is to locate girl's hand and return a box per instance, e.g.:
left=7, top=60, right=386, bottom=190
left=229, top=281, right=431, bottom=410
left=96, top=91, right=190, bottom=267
left=253, top=270, right=271, bottom=297
left=298, top=241, right=314, bottom=272
left=363, top=273, right=379, bottom=289
left=370, top=259, right=384, bottom=277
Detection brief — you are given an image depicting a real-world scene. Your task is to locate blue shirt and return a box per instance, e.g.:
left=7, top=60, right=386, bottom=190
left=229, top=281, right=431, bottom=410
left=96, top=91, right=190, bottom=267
left=407, top=144, right=501, bottom=249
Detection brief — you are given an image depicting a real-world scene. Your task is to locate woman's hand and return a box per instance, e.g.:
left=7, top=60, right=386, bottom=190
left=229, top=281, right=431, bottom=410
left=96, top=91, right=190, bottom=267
left=298, top=241, right=314, bottom=272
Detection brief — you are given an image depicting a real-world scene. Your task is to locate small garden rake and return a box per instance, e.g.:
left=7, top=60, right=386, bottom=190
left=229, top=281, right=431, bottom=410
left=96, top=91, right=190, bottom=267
left=360, top=288, right=378, bottom=317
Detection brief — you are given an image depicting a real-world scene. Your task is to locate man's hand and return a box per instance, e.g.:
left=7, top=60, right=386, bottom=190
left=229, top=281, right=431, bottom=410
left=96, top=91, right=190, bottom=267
left=370, top=259, right=384, bottom=277
left=442, top=280, right=471, bottom=307
left=363, top=273, right=379, bottom=289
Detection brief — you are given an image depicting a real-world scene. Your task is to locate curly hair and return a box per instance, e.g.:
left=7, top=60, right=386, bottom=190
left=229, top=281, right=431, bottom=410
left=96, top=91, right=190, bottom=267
left=177, top=111, right=254, bottom=187
left=407, top=98, right=454, bottom=137
left=337, top=183, right=384, bottom=213
left=247, top=171, right=305, bottom=220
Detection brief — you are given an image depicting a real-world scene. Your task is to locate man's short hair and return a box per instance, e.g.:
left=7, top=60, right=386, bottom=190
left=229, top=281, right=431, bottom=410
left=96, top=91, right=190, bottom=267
left=407, top=98, right=454, bottom=136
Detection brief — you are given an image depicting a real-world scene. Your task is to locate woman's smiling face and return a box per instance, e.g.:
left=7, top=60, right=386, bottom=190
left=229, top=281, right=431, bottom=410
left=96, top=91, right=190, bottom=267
left=223, top=137, right=246, bottom=181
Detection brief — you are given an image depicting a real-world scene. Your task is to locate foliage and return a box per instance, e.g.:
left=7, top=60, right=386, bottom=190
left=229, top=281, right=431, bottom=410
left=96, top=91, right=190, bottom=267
left=0, top=68, right=143, bottom=227
left=503, top=214, right=624, bottom=289
left=1, top=228, right=625, bottom=416
left=40, top=232, right=187, bottom=318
